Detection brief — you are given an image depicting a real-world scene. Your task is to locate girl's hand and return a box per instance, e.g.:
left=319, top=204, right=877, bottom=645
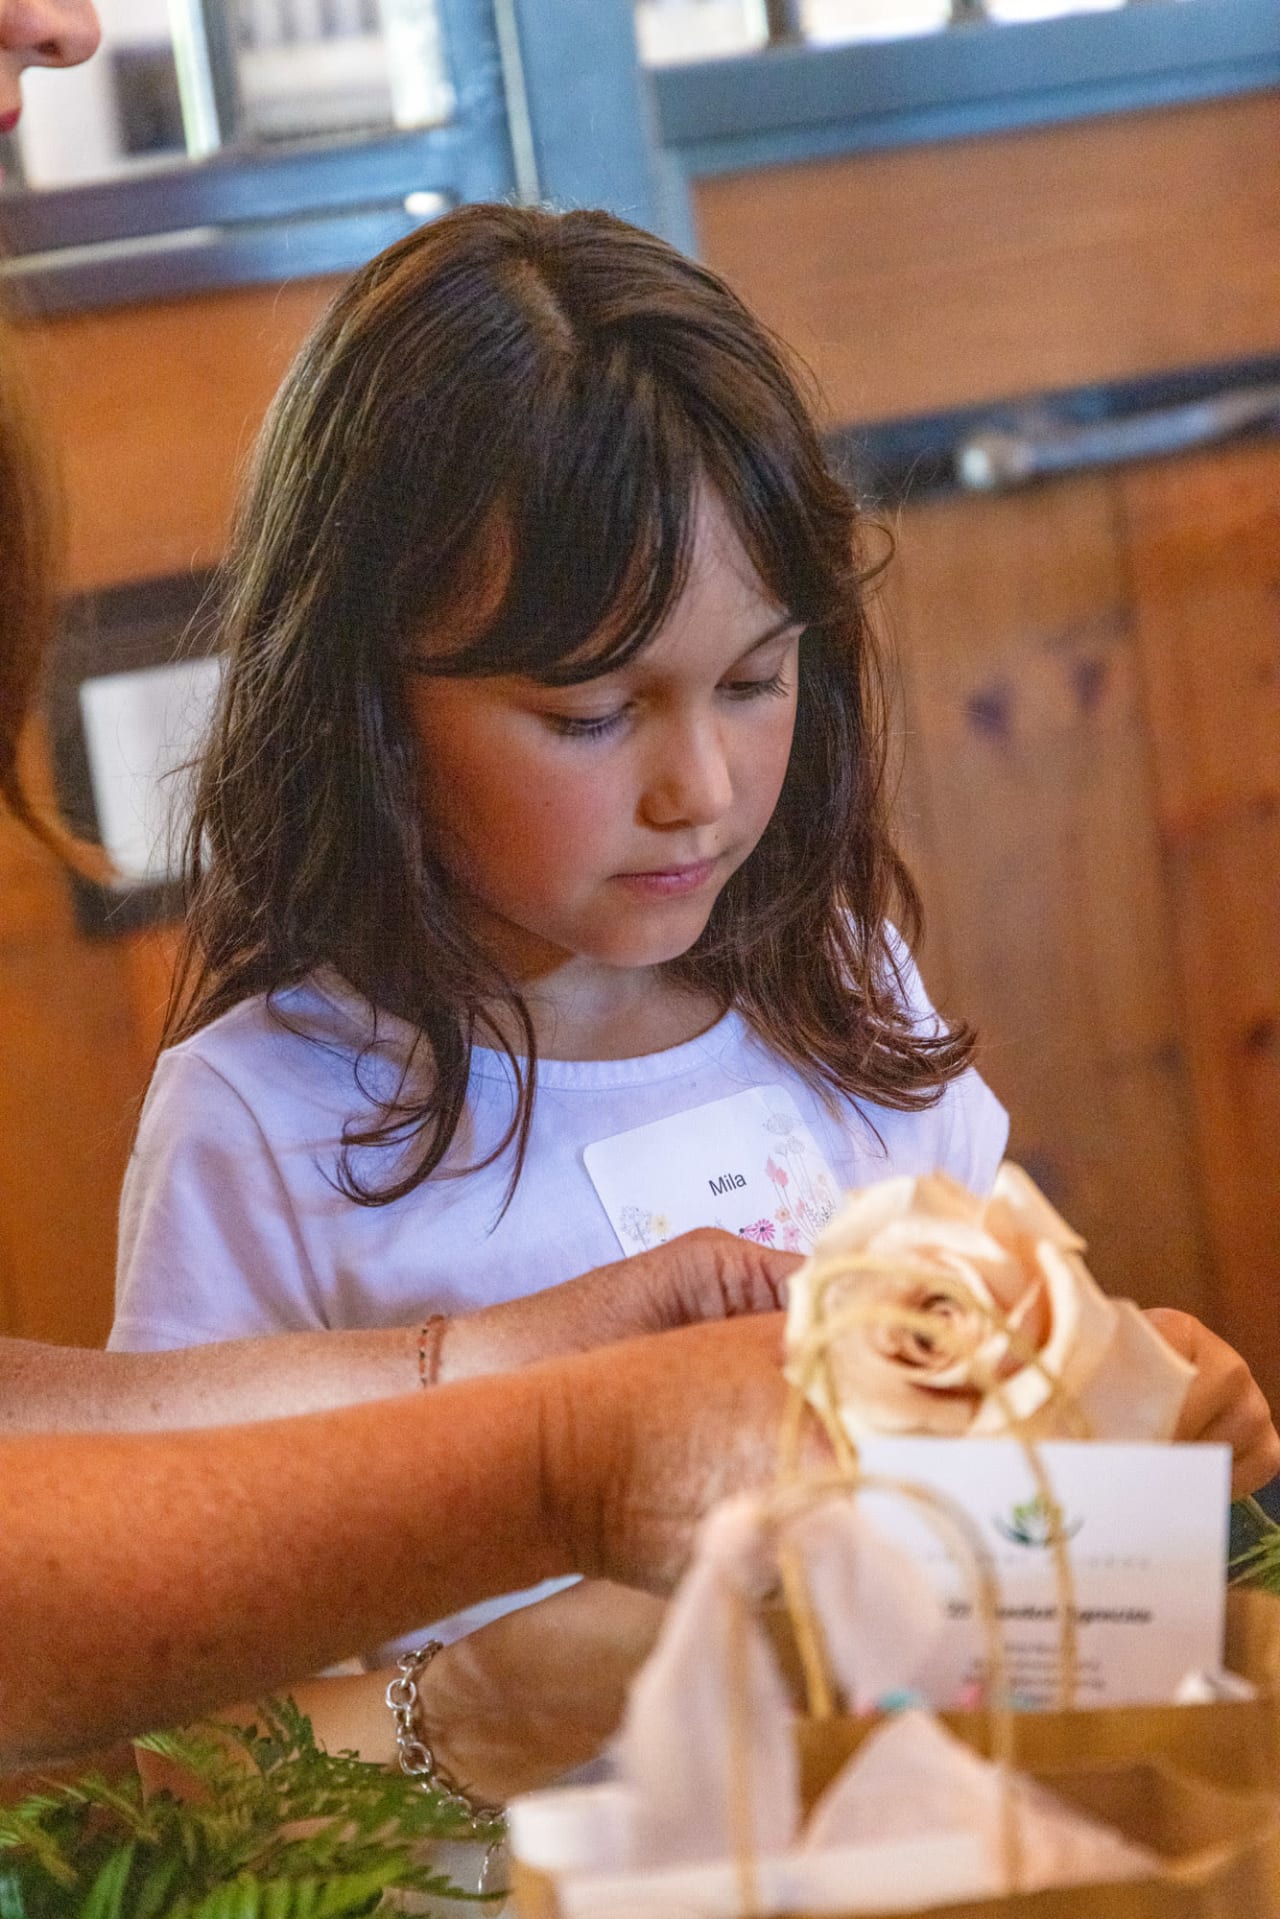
left=437, top=1229, right=801, bottom=1380
left=1147, top=1308, right=1280, bottom=1497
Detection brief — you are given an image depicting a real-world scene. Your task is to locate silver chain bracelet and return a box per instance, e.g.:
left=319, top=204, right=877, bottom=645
left=385, top=1642, right=506, bottom=1835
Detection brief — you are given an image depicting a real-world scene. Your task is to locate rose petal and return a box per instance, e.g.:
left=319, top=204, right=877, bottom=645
left=969, top=1246, right=1117, bottom=1433
left=868, top=1215, right=1017, bottom=1277
left=798, top=1310, right=982, bottom=1439
left=1069, top=1301, right=1196, bottom=1441
left=836, top=1379, right=980, bottom=1440
left=988, top=1163, right=1087, bottom=1255
left=901, top=1171, right=986, bottom=1216
left=815, top=1172, right=985, bottom=1262
left=934, top=1277, right=1048, bottom=1393
left=1038, top=1246, right=1122, bottom=1408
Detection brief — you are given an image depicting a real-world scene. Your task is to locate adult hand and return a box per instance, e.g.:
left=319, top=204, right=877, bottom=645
left=438, top=1229, right=801, bottom=1380
left=203, top=1581, right=665, bottom=1806
left=1147, top=1308, right=1280, bottom=1497
left=539, top=1310, right=830, bottom=1592
left=417, top=1581, right=664, bottom=1800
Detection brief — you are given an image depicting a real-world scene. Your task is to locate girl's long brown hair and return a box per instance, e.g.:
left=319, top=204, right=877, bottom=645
left=172, top=203, right=974, bottom=1202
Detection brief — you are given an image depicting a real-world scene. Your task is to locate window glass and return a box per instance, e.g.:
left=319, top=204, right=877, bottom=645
left=633, top=0, right=1192, bottom=65
left=7, top=0, right=454, bottom=192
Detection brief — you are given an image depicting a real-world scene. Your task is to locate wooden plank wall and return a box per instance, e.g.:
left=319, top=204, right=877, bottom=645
left=693, top=90, right=1280, bottom=1399
left=17, top=278, right=339, bottom=596
left=883, top=480, right=1213, bottom=1321
left=691, top=91, right=1280, bottom=428
left=0, top=280, right=338, bottom=1342
left=1122, top=445, right=1280, bottom=1373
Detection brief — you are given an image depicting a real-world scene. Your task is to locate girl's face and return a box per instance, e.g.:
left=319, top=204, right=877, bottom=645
left=408, top=490, right=801, bottom=992
left=0, top=0, right=100, bottom=124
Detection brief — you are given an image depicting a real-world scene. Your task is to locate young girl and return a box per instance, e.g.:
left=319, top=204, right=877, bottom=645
left=103, top=202, right=1278, bottom=1782
left=112, top=201, right=1006, bottom=1367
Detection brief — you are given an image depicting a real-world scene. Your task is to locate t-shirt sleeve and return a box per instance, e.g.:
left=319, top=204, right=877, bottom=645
left=111, top=1048, right=327, bottom=1352
left=935, top=1060, right=1009, bottom=1197
left=888, top=935, right=1010, bottom=1198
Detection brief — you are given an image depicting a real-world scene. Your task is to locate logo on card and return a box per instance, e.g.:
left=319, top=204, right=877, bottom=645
left=992, top=1493, right=1083, bottom=1551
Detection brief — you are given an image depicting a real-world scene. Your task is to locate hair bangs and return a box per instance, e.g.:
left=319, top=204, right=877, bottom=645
left=413, top=343, right=705, bottom=688
left=690, top=367, right=857, bottom=644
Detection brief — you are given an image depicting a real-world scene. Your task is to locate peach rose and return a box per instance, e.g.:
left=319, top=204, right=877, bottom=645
left=784, top=1163, right=1194, bottom=1443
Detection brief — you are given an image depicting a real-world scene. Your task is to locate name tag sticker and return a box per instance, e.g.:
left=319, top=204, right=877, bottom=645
left=855, top=1436, right=1231, bottom=1709
left=583, top=1086, right=839, bottom=1255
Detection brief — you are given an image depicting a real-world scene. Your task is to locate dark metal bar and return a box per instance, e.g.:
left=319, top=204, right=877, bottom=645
left=5, top=199, right=449, bottom=315
left=200, top=0, right=247, bottom=146
left=0, top=125, right=472, bottom=255
left=956, top=381, right=1280, bottom=491
left=509, top=0, right=663, bottom=228
left=764, top=0, right=804, bottom=45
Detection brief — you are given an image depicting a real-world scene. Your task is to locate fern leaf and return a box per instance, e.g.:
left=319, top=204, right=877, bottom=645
left=77, top=1841, right=136, bottom=1919
left=129, top=1851, right=184, bottom=1919
left=0, top=1870, right=28, bottom=1919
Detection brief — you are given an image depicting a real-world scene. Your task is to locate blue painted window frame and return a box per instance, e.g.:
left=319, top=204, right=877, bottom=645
left=2, top=0, right=1278, bottom=314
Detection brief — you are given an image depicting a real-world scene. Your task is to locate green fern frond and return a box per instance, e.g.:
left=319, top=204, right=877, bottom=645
left=1, top=1699, right=499, bottom=1918
left=1230, top=1496, right=1280, bottom=1594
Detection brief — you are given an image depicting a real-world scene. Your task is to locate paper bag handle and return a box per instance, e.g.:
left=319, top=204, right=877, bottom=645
left=780, top=1251, right=1085, bottom=1713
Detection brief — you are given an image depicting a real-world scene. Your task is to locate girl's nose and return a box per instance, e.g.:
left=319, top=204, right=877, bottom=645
left=1, top=0, right=102, bottom=67
left=641, top=719, right=735, bottom=829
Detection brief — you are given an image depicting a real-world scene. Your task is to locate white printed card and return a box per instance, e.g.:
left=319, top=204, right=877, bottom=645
left=855, top=1437, right=1231, bottom=1709
left=583, top=1086, right=840, bottom=1256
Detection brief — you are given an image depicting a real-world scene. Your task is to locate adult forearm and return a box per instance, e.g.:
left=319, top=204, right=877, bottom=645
left=0, top=1314, right=798, bottom=1768
left=0, top=1369, right=567, bottom=1767
left=435, top=1230, right=795, bottom=1381
left=0, top=1232, right=793, bottom=1435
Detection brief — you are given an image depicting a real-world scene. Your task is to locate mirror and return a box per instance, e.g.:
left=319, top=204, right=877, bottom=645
left=2, top=0, right=455, bottom=194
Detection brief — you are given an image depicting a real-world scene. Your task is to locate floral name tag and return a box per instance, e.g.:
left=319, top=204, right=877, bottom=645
left=583, top=1086, right=839, bottom=1256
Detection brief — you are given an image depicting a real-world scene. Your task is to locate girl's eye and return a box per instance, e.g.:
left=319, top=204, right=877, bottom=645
left=722, top=670, right=790, bottom=702
left=543, top=707, right=629, bottom=740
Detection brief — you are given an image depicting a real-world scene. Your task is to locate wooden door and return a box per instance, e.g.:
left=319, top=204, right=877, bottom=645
left=884, top=439, right=1280, bottom=1401
left=0, top=281, right=337, bottom=1344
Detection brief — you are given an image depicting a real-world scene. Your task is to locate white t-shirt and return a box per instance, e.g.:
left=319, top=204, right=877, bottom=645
left=112, top=964, right=1007, bottom=1352
left=111, top=961, right=1006, bottom=1650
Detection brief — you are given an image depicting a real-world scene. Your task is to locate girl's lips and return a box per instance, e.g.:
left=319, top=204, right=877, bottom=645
left=613, top=858, right=719, bottom=899
left=0, top=109, right=22, bottom=136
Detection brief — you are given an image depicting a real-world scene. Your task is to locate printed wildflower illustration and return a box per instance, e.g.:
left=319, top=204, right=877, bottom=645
left=762, top=1109, right=837, bottom=1245
left=584, top=1086, right=842, bottom=1263
left=617, top=1206, right=672, bottom=1251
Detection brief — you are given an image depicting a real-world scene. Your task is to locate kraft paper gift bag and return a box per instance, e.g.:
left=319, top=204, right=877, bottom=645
left=509, top=1476, right=1280, bottom=1918
left=791, top=1710, right=1280, bottom=1919
left=791, top=1585, right=1280, bottom=1802
left=514, top=1586, right=1280, bottom=1919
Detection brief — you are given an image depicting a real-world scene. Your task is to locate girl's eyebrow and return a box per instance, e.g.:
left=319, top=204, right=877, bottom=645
left=733, top=615, right=803, bottom=663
